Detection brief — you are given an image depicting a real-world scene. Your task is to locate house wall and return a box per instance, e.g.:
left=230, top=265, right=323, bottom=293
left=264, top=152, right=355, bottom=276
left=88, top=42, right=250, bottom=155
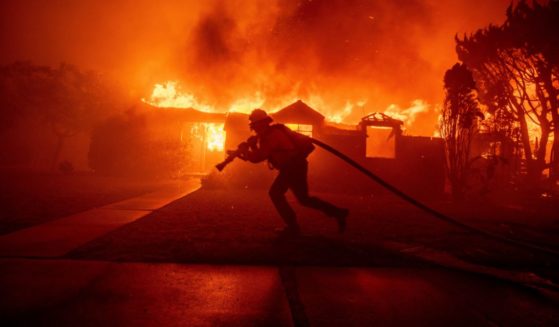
left=309, top=129, right=445, bottom=198
left=219, top=112, right=445, bottom=198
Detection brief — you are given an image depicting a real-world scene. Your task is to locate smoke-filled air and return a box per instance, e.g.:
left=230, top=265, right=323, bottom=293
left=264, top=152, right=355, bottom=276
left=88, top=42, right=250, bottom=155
left=2, top=3, right=559, bottom=323
left=0, top=0, right=510, bottom=135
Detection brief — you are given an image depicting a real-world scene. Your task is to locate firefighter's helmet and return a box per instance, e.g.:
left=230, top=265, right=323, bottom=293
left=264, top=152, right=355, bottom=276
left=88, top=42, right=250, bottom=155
left=248, top=109, right=273, bottom=127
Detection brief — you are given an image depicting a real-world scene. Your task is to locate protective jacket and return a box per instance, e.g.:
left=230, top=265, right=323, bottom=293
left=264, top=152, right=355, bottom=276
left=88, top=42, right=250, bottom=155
left=244, top=124, right=301, bottom=169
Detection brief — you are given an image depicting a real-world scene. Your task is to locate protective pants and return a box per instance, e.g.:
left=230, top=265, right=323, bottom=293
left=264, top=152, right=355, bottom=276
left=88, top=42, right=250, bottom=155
left=269, top=157, right=343, bottom=228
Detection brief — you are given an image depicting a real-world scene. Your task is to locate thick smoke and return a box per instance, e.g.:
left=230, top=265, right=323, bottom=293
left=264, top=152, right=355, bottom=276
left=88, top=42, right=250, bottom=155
left=177, top=0, right=509, bottom=132
left=0, top=0, right=510, bottom=134
left=185, top=1, right=436, bottom=108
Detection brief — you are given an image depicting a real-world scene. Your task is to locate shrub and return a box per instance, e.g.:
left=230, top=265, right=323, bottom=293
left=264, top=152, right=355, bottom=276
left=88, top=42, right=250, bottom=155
left=88, top=112, right=190, bottom=178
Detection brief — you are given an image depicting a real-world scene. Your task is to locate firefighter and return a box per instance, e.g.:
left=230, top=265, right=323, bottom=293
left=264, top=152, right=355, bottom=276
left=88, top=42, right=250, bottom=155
left=237, top=109, right=349, bottom=238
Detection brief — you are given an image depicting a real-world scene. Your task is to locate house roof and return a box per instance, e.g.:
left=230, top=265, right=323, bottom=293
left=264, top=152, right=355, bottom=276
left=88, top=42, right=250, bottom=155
left=271, top=100, right=325, bottom=125
left=141, top=101, right=226, bottom=123
left=360, top=112, right=403, bottom=128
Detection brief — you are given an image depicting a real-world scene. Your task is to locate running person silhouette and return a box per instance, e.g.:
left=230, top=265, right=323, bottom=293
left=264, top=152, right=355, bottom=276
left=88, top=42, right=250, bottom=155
left=237, top=109, right=349, bottom=237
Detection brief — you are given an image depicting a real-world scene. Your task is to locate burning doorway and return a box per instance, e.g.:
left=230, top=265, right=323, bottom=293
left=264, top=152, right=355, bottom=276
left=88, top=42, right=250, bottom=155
left=183, top=122, right=225, bottom=174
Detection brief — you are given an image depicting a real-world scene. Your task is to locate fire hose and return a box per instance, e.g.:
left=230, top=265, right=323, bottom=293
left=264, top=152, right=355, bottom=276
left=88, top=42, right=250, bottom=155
left=216, top=137, right=559, bottom=256
left=310, top=138, right=559, bottom=256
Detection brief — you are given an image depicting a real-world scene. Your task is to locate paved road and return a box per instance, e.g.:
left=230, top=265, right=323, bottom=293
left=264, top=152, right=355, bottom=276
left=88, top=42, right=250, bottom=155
left=1, top=259, right=557, bottom=326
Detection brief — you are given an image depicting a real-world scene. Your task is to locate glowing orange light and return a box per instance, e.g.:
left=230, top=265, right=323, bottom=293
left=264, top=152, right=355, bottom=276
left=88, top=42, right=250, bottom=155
left=144, top=80, right=438, bottom=144
left=142, top=81, right=214, bottom=112
left=189, top=123, right=225, bottom=152
left=383, top=99, right=430, bottom=129
left=205, top=123, right=225, bottom=152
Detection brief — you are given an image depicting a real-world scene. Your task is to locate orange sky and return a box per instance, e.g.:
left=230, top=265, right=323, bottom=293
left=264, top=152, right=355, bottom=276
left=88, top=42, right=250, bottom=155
left=0, top=0, right=512, bottom=134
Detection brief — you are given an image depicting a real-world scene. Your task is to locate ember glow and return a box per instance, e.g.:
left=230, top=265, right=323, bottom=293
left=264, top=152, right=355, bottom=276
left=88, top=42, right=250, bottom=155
left=205, top=123, right=226, bottom=152
left=189, top=122, right=226, bottom=152
left=1, top=0, right=511, bottom=138
left=383, top=100, right=431, bottom=131
left=145, top=80, right=434, bottom=137
left=143, top=81, right=214, bottom=112
left=118, top=0, right=508, bottom=137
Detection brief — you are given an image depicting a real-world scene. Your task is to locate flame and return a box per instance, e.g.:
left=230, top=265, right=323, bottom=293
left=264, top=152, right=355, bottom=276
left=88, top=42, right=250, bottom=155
left=143, top=81, right=214, bottom=112
left=383, top=99, right=430, bottom=129
left=143, top=81, right=267, bottom=114
left=144, top=81, right=437, bottom=153
left=144, top=81, right=433, bottom=127
left=189, top=122, right=225, bottom=152
left=327, top=100, right=367, bottom=124
left=144, top=81, right=370, bottom=122
left=228, top=92, right=266, bottom=113
left=205, top=123, right=225, bottom=152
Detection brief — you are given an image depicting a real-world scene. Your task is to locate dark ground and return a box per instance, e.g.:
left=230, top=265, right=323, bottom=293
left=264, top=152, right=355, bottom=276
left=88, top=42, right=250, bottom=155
left=0, top=172, right=171, bottom=235
left=68, top=186, right=559, bottom=284
left=2, top=177, right=559, bottom=325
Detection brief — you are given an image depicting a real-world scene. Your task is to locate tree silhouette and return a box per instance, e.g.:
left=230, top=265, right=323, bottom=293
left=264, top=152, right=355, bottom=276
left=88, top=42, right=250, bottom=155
left=455, top=1, right=559, bottom=185
left=441, top=63, right=483, bottom=199
left=0, top=62, right=119, bottom=170
left=88, top=110, right=191, bottom=178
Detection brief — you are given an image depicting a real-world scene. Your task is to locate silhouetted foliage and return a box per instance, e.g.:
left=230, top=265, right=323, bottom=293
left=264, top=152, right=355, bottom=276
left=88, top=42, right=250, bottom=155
left=455, top=1, right=559, bottom=186
left=88, top=111, right=190, bottom=178
left=0, top=61, right=122, bottom=170
left=441, top=63, right=483, bottom=199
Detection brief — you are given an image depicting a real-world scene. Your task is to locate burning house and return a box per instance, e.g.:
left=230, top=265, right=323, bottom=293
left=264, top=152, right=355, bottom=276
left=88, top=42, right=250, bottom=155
left=264, top=100, right=445, bottom=197
left=144, top=99, right=445, bottom=197
left=134, top=102, right=227, bottom=174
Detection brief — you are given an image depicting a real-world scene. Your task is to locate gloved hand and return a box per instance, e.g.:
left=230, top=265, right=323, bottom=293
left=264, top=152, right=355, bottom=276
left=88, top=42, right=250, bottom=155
left=238, top=142, right=249, bottom=151
left=247, top=136, right=258, bottom=147
left=233, top=142, right=250, bottom=160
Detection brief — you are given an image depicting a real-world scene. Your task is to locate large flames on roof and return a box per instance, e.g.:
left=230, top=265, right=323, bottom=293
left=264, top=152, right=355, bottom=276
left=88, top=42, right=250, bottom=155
left=144, top=80, right=434, bottom=135
left=143, top=80, right=436, bottom=152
